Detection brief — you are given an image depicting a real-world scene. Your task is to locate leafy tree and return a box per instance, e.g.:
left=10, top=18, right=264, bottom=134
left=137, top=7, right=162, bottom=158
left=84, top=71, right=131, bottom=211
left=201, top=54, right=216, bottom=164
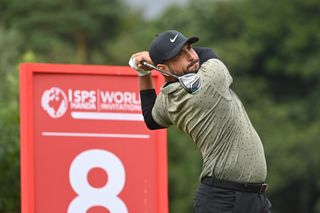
left=234, top=1, right=320, bottom=211
left=103, top=10, right=156, bottom=65
left=0, top=26, right=22, bottom=212
left=152, top=0, right=320, bottom=212
left=1, top=0, right=320, bottom=212
left=167, top=126, right=202, bottom=212
left=2, top=0, right=127, bottom=64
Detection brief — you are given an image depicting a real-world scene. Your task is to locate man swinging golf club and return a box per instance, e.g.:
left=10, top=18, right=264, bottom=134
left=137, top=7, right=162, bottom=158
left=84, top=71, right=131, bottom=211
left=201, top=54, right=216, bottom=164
left=129, top=30, right=272, bottom=213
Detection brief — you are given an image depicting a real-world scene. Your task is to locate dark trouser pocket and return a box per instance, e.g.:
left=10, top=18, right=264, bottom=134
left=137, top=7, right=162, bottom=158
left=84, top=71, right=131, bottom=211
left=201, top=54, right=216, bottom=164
left=263, top=195, right=272, bottom=213
left=232, top=192, right=272, bottom=213
left=193, top=183, right=235, bottom=213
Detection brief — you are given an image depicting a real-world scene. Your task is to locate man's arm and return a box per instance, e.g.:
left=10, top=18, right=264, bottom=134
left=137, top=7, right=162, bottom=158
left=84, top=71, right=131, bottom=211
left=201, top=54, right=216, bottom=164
left=130, top=47, right=219, bottom=130
left=140, top=89, right=165, bottom=130
left=139, top=75, right=165, bottom=130
left=138, top=73, right=154, bottom=90
left=129, top=52, right=165, bottom=129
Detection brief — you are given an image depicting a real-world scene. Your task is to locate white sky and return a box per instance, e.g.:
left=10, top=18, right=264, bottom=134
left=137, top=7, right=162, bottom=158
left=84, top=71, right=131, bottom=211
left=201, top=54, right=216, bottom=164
left=122, top=0, right=190, bottom=19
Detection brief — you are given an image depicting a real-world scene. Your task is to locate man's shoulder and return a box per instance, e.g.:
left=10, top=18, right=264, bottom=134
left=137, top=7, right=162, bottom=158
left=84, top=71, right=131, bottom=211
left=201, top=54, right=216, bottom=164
left=199, top=58, right=233, bottom=94
left=194, top=47, right=221, bottom=64
left=200, top=58, right=224, bottom=69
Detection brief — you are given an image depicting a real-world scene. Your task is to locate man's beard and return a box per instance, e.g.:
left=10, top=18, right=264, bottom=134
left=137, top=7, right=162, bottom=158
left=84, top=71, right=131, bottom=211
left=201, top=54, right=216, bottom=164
left=168, top=59, right=200, bottom=77
left=187, top=59, right=200, bottom=73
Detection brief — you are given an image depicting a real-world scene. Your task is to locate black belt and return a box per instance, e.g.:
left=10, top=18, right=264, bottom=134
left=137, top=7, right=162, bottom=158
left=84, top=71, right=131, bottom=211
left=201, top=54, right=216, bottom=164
left=201, top=176, right=268, bottom=194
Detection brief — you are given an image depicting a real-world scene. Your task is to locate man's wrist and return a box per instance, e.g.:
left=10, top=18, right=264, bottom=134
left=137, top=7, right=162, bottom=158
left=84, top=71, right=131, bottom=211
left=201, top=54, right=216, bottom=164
left=129, top=56, right=151, bottom=76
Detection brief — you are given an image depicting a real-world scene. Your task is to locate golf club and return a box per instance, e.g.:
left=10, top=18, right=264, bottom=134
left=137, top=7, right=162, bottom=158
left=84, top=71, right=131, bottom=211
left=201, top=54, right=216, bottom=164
left=141, top=61, right=202, bottom=94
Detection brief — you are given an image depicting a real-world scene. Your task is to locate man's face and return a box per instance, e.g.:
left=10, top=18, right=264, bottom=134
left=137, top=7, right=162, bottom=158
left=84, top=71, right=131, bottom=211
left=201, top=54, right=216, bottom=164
left=166, top=43, right=200, bottom=76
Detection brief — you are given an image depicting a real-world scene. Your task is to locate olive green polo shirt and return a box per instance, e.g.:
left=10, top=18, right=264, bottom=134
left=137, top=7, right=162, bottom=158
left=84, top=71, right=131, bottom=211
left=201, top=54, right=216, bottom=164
left=152, top=59, right=267, bottom=183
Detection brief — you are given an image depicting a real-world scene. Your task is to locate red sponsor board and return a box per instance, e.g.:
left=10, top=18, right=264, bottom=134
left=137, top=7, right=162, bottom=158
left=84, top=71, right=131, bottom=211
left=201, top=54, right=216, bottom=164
left=19, top=63, right=168, bottom=213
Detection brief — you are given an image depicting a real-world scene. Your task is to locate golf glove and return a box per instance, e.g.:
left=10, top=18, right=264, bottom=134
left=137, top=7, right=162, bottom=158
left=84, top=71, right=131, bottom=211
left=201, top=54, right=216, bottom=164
left=128, top=56, right=151, bottom=76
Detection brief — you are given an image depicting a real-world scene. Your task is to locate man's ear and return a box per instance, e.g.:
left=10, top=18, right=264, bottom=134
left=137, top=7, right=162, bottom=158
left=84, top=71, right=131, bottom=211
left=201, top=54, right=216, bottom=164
left=157, top=64, right=169, bottom=72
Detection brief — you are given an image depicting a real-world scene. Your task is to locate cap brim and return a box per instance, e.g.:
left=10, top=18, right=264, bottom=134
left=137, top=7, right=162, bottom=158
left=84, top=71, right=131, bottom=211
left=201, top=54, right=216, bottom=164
left=186, top=36, right=199, bottom=44
left=165, top=36, right=199, bottom=61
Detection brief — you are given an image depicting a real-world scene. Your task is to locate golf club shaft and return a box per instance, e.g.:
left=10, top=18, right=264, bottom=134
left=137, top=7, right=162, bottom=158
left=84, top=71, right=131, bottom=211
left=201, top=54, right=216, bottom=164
left=141, top=61, right=179, bottom=78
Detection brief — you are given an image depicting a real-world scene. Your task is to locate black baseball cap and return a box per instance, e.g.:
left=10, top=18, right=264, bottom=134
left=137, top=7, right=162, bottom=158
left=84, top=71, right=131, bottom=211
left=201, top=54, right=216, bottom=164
left=149, top=30, right=199, bottom=65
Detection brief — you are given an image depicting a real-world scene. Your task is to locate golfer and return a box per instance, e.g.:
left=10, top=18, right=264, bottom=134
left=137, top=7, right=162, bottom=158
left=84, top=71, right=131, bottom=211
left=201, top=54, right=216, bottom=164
left=129, top=30, right=272, bottom=213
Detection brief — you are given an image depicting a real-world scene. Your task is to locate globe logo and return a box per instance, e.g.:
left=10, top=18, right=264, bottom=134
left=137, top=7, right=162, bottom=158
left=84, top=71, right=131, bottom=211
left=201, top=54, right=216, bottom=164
left=41, top=87, right=68, bottom=118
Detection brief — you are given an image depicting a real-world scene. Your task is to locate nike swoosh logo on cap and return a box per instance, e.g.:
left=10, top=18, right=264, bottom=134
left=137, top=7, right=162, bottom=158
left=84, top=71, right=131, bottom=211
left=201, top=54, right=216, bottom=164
left=170, top=34, right=178, bottom=43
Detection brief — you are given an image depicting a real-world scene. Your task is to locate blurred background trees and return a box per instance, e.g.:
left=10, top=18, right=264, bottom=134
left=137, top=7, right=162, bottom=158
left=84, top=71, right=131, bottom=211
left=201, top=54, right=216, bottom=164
left=0, top=0, right=319, bottom=212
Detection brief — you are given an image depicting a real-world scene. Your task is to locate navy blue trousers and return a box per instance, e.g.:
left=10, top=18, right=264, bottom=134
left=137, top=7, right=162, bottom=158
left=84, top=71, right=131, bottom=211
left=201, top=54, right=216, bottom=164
left=193, top=183, right=272, bottom=213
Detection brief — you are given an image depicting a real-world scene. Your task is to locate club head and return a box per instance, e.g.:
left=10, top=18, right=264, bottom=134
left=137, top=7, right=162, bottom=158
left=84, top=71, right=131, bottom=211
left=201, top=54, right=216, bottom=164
left=140, top=61, right=202, bottom=94
left=178, top=73, right=202, bottom=94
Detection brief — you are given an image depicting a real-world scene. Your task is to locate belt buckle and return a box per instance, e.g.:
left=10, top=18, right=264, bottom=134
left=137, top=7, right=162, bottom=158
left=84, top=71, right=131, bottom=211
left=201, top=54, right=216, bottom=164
left=259, top=183, right=268, bottom=193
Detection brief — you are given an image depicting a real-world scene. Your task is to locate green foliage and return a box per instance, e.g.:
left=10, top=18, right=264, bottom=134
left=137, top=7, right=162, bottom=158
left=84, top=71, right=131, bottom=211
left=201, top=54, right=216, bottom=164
left=1, top=0, right=320, bottom=212
left=2, top=0, right=127, bottom=64
left=167, top=126, right=202, bottom=212
left=0, top=27, right=21, bottom=211
left=0, top=98, right=20, bottom=211
left=104, top=11, right=156, bottom=65
left=154, top=0, right=320, bottom=212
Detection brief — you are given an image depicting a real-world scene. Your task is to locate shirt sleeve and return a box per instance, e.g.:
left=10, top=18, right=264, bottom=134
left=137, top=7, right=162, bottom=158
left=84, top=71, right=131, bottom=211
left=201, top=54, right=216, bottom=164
left=140, top=89, right=166, bottom=130
left=200, top=59, right=233, bottom=100
left=140, top=47, right=220, bottom=130
left=151, top=94, right=173, bottom=128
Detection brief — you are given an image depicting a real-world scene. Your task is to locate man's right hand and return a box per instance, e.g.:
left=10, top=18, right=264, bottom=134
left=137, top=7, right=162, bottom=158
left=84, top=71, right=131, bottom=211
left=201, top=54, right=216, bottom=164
left=128, top=51, right=153, bottom=76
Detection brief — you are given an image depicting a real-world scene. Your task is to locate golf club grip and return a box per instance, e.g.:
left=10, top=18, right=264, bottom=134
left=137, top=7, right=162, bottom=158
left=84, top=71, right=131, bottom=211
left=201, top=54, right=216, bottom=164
left=141, top=61, right=155, bottom=69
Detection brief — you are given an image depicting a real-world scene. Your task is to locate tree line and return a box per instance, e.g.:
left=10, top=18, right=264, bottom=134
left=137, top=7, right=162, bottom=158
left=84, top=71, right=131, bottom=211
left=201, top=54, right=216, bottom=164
left=0, top=0, right=320, bottom=212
